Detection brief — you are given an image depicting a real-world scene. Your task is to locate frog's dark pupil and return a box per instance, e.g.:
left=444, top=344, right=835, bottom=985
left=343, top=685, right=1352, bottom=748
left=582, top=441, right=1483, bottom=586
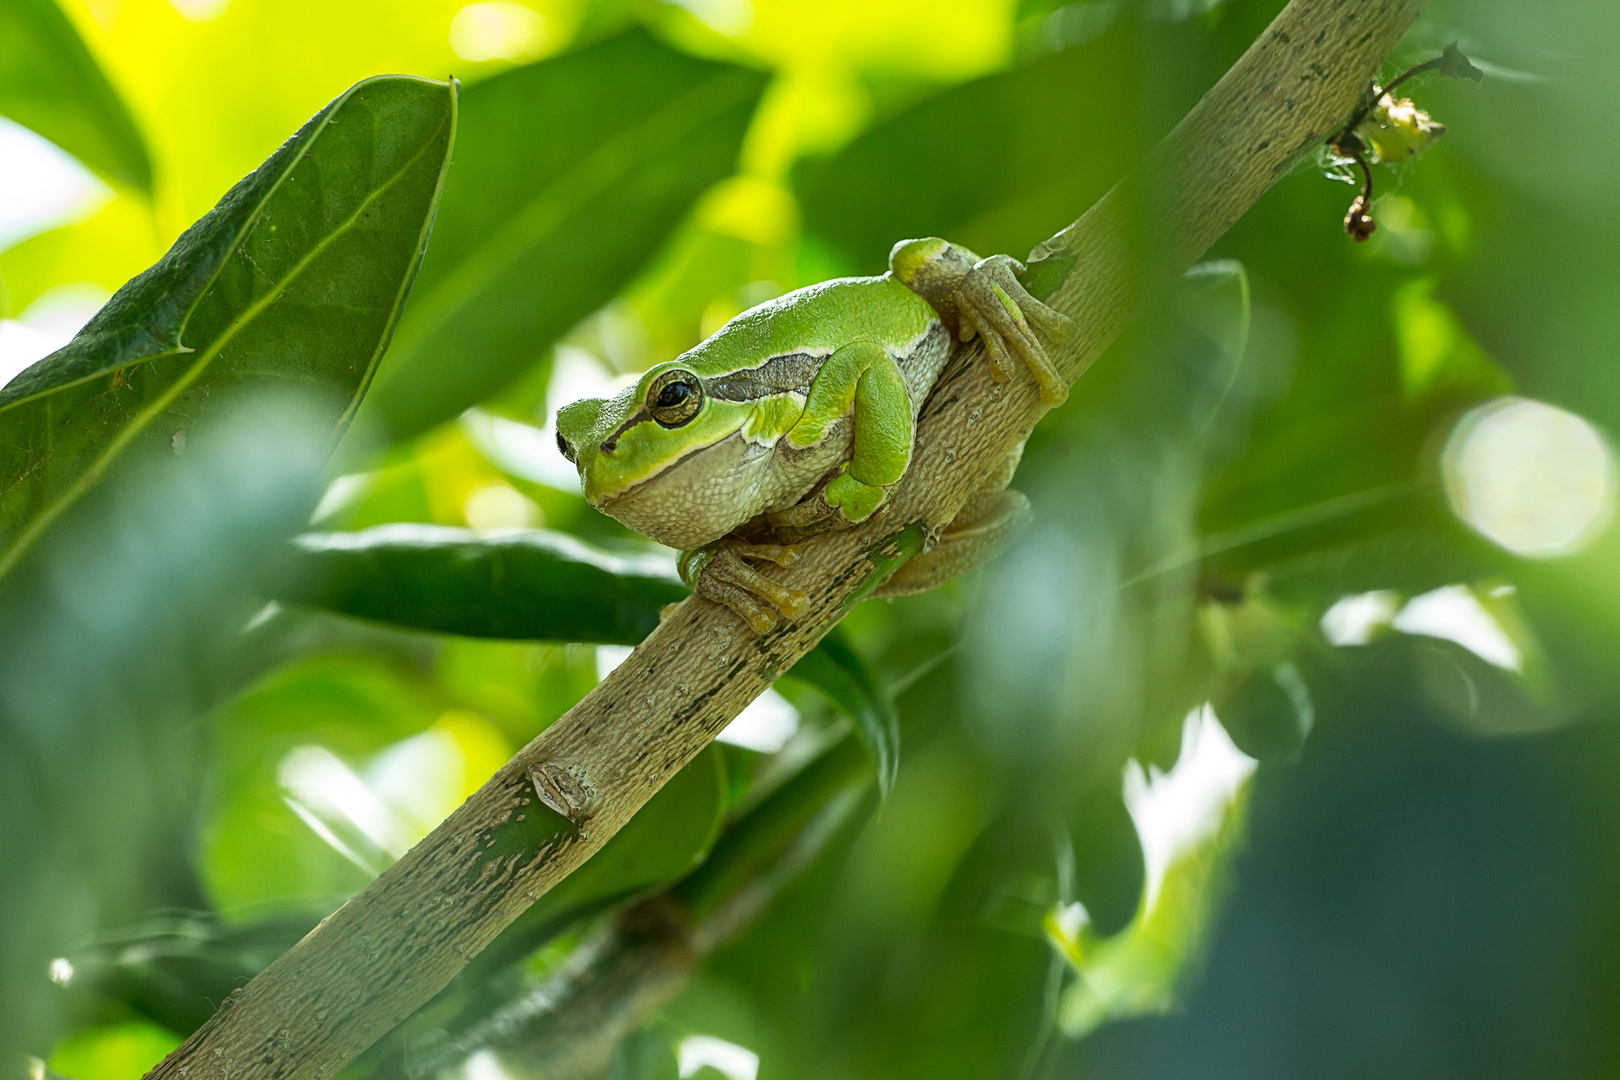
left=657, top=382, right=692, bottom=408
left=556, top=429, right=574, bottom=462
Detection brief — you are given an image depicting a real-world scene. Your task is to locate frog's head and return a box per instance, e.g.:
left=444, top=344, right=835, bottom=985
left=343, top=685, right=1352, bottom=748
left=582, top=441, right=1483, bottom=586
left=556, top=360, right=760, bottom=544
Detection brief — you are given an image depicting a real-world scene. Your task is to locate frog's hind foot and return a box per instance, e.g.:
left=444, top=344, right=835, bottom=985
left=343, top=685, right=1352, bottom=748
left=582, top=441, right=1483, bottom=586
left=872, top=488, right=1032, bottom=599
left=681, top=539, right=808, bottom=634
left=955, top=254, right=1074, bottom=406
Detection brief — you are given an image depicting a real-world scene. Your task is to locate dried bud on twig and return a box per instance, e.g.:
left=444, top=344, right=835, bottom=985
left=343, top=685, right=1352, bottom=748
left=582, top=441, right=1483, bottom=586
left=1345, top=194, right=1377, bottom=242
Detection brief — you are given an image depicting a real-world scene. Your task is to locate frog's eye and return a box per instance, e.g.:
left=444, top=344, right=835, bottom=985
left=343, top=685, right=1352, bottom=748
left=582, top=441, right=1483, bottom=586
left=556, top=428, right=576, bottom=463
left=648, top=369, right=703, bottom=428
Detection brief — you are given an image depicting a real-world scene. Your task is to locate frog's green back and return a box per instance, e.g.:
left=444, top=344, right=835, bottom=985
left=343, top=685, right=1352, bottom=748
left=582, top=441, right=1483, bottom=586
left=678, top=276, right=937, bottom=376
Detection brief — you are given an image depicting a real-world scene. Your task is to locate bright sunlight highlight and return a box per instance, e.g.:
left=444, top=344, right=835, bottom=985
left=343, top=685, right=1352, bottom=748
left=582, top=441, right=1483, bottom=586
left=1443, top=396, right=1617, bottom=558
left=1124, top=707, right=1257, bottom=911
left=450, top=3, right=551, bottom=62
left=0, top=118, right=107, bottom=252
left=677, top=1036, right=759, bottom=1080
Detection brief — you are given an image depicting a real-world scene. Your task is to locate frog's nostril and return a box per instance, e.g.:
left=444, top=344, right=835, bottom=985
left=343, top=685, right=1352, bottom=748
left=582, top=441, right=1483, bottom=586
left=600, top=437, right=617, bottom=455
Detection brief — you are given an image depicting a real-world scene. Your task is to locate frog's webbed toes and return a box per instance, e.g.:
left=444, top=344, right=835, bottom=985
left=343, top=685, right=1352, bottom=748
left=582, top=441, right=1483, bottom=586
left=684, top=540, right=808, bottom=633
left=957, top=256, right=1072, bottom=406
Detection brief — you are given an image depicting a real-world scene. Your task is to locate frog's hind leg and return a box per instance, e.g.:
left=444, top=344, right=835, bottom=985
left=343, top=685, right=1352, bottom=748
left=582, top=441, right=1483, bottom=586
left=872, top=479, right=1032, bottom=600
left=680, top=540, right=809, bottom=633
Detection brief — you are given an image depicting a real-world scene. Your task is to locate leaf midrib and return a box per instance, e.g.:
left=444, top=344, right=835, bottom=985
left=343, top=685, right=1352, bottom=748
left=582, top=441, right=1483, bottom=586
left=0, top=84, right=349, bottom=416
left=0, top=97, right=452, bottom=582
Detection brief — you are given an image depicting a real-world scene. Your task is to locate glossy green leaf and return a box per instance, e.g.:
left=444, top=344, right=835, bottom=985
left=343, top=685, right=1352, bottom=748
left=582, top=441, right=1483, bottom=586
left=280, top=524, right=688, bottom=645
left=278, top=526, right=897, bottom=792
left=787, top=630, right=900, bottom=798
left=0, top=75, right=457, bottom=583
left=360, top=28, right=769, bottom=441
left=0, top=0, right=153, bottom=194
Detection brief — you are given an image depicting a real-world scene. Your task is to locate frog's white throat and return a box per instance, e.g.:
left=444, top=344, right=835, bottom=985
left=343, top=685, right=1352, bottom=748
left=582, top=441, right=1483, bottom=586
left=595, top=419, right=851, bottom=551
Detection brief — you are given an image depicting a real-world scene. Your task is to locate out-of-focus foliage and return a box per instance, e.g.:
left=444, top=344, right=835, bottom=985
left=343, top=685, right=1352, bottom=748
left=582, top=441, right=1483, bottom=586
left=0, top=74, right=456, bottom=579
left=0, top=0, right=153, bottom=193
left=359, top=30, right=768, bottom=440
left=0, top=400, right=333, bottom=1055
left=8, top=0, right=1620, bottom=1076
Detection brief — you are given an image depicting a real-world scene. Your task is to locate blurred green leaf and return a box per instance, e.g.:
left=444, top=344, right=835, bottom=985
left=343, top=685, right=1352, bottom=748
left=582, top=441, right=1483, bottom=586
left=361, top=28, right=770, bottom=440
left=0, top=75, right=458, bottom=583
left=1408, top=637, right=1561, bottom=738
left=794, top=26, right=1146, bottom=270
left=200, top=652, right=446, bottom=916
left=0, top=401, right=333, bottom=1055
left=1057, top=789, right=1245, bottom=1041
left=1213, top=661, right=1315, bottom=762
left=609, top=1027, right=681, bottom=1080
left=280, top=524, right=688, bottom=645
left=787, top=631, right=901, bottom=798
left=58, top=911, right=317, bottom=1036
left=49, top=1020, right=181, bottom=1080
left=1067, top=786, right=1146, bottom=938
left=0, top=0, right=153, bottom=194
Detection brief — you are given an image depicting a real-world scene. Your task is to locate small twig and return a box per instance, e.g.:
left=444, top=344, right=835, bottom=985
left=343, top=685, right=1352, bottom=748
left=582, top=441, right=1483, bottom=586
left=1326, top=41, right=1483, bottom=240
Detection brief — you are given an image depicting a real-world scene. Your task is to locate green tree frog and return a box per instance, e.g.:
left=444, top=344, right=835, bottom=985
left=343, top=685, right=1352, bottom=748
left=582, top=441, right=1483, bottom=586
left=556, top=238, right=1074, bottom=632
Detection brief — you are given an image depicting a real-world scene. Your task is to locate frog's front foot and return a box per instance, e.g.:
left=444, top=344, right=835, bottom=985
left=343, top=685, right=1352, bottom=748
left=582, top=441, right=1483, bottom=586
left=890, top=238, right=1076, bottom=406
left=680, top=539, right=809, bottom=634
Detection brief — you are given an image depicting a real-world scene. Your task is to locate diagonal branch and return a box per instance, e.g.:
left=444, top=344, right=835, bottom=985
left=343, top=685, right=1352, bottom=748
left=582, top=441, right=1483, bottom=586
left=146, top=2, right=1425, bottom=1077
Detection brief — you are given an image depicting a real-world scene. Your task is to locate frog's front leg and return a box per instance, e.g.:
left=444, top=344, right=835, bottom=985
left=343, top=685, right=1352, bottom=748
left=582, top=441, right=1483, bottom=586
left=782, top=339, right=913, bottom=526
left=890, top=237, right=1076, bottom=406
left=680, top=539, right=808, bottom=634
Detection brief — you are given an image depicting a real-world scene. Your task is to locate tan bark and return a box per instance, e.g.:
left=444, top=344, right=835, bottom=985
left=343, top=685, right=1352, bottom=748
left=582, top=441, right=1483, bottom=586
left=146, top=1, right=1425, bottom=1076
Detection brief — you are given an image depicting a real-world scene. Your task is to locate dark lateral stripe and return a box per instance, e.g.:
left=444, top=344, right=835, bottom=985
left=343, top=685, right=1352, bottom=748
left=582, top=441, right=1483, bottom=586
left=707, top=351, right=821, bottom=401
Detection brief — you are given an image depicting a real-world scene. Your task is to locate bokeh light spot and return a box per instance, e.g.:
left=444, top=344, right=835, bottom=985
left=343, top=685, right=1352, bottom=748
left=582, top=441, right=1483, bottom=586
left=1442, top=396, right=1616, bottom=558
left=450, top=2, right=549, bottom=62
left=463, top=482, right=540, bottom=530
